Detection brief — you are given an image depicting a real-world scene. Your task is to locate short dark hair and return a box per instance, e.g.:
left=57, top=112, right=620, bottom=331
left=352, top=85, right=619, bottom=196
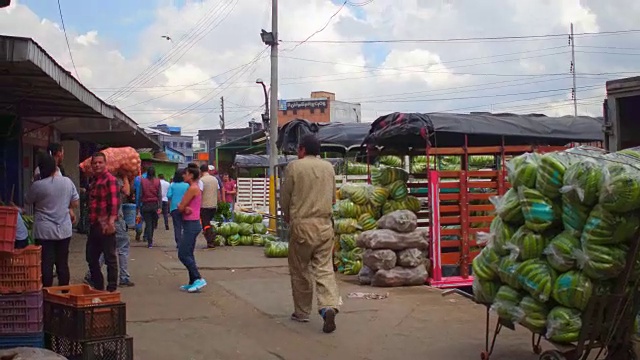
left=92, top=152, right=106, bottom=161
left=47, top=143, right=63, bottom=157
left=39, top=154, right=57, bottom=179
left=299, top=134, right=321, bottom=156
left=173, top=169, right=185, bottom=183
left=199, top=164, right=208, bottom=173
left=158, top=174, right=165, bottom=180
left=146, top=166, right=156, bottom=179
left=185, top=167, right=200, bottom=180
left=187, top=163, right=198, bottom=169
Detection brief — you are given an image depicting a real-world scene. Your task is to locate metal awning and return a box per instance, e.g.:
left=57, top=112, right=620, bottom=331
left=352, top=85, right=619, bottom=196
left=0, top=35, right=159, bottom=148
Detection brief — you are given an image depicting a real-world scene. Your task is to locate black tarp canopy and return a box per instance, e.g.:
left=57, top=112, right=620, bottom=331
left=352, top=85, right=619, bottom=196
left=277, top=119, right=370, bottom=154
left=234, top=154, right=344, bottom=168
left=363, top=112, right=605, bottom=150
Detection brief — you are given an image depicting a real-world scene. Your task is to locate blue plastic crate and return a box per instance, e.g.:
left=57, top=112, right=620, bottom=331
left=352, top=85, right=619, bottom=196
left=0, top=332, right=44, bottom=349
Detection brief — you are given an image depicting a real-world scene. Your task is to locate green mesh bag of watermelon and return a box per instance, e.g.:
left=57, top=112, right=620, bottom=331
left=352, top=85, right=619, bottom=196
left=507, top=152, right=540, bottom=189
left=546, top=307, right=582, bottom=343
left=551, top=270, right=593, bottom=311
left=517, top=187, right=562, bottom=233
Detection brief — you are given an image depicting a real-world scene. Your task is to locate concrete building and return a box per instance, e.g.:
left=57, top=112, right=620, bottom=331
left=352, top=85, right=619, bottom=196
left=198, top=120, right=263, bottom=163
left=277, top=91, right=361, bottom=126
left=147, top=124, right=194, bottom=165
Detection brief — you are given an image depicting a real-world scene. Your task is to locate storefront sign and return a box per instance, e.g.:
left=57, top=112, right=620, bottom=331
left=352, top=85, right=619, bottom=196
left=22, top=121, right=51, bottom=148
left=283, top=99, right=328, bottom=111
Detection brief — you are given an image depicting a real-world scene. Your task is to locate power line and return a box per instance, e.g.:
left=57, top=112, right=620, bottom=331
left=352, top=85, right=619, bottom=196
left=56, top=0, right=80, bottom=80
left=283, top=1, right=347, bottom=52
left=281, top=29, right=640, bottom=44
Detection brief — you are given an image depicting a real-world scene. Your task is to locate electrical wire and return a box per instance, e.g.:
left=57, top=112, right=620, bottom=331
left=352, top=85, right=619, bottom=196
left=56, top=0, right=80, bottom=80
left=283, top=1, right=347, bottom=52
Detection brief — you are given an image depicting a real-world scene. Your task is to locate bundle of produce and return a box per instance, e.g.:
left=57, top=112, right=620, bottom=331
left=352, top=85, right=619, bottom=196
left=544, top=231, right=580, bottom=272
left=507, top=153, right=540, bottom=189
left=575, top=242, right=627, bottom=281
left=506, top=226, right=548, bottom=261
left=264, top=241, right=289, bottom=258
left=356, top=210, right=430, bottom=287
left=471, top=246, right=501, bottom=281
left=371, top=166, right=409, bottom=186
left=551, top=270, right=593, bottom=311
left=490, top=189, right=524, bottom=225
left=345, top=161, right=369, bottom=176
left=490, top=285, right=524, bottom=322
left=561, top=156, right=606, bottom=207
left=472, top=278, right=501, bottom=305
left=598, top=157, right=640, bottom=213
left=546, top=307, right=582, bottom=343
left=476, top=216, right=518, bottom=256
left=378, top=155, right=403, bottom=168
left=515, top=259, right=556, bottom=303
left=535, top=151, right=579, bottom=199
left=514, top=296, right=550, bottom=333
left=382, top=197, right=421, bottom=215
left=517, top=187, right=561, bottom=233
left=497, top=257, right=522, bottom=290
left=79, top=147, right=141, bottom=179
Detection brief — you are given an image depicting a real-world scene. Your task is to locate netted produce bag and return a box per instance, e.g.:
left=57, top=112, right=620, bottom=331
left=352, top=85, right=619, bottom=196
left=343, top=259, right=363, bottom=275
left=402, top=196, right=421, bottom=213
left=515, top=259, right=556, bottom=303
left=378, top=155, right=403, bottom=167
left=335, top=200, right=360, bottom=219
left=507, top=226, right=548, bottom=261
left=476, top=216, right=517, bottom=256
left=376, top=210, right=418, bottom=233
left=339, top=234, right=358, bottom=251
left=544, top=231, right=580, bottom=272
left=490, top=189, right=525, bottom=225
left=581, top=204, right=640, bottom=246
left=514, top=296, right=550, bottom=333
left=472, top=278, right=501, bottom=305
left=561, top=194, right=591, bottom=236
left=358, top=213, right=377, bottom=231
left=238, top=223, right=254, bottom=236
left=227, top=234, right=241, bottom=246
left=546, top=307, right=582, bottom=343
left=498, top=257, right=522, bottom=290
left=507, top=152, right=540, bottom=189
left=599, top=159, right=640, bottom=213
left=396, top=248, right=426, bottom=267
left=575, top=242, right=627, bottom=281
left=490, top=285, right=524, bottom=322
left=239, top=235, right=253, bottom=246
left=472, top=246, right=501, bottom=281
left=264, top=241, right=289, bottom=258
left=334, top=218, right=360, bottom=235
left=217, top=222, right=240, bottom=237
left=253, top=223, right=268, bottom=234
left=214, top=235, right=226, bottom=247
left=536, top=151, right=577, bottom=200
left=369, top=186, right=390, bottom=208
left=371, top=166, right=409, bottom=186
left=551, top=270, right=593, bottom=311
left=370, top=264, right=428, bottom=287
left=252, top=234, right=265, bottom=246
left=518, top=187, right=561, bottom=232
left=337, top=184, right=372, bottom=206
left=79, top=147, right=141, bottom=179
left=382, top=199, right=418, bottom=215
left=386, top=180, right=409, bottom=201
left=357, top=228, right=429, bottom=250
left=561, top=158, right=604, bottom=207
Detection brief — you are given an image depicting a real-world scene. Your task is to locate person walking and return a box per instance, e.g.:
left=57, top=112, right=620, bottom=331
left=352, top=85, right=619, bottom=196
left=177, top=167, right=207, bottom=293
left=280, top=135, right=341, bottom=334
left=222, top=173, right=237, bottom=220
left=159, top=174, right=171, bottom=230
left=84, top=175, right=135, bottom=287
left=86, top=152, right=119, bottom=292
left=133, top=168, right=147, bottom=241
left=138, top=167, right=162, bottom=248
left=34, top=142, right=66, bottom=180
left=25, top=154, right=79, bottom=287
left=199, top=164, right=219, bottom=248
left=167, top=169, right=189, bottom=248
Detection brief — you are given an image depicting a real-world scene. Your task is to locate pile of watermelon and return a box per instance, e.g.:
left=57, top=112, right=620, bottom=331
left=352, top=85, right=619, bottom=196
left=213, top=211, right=275, bottom=248
left=473, top=146, right=640, bottom=344
left=333, top=165, right=422, bottom=275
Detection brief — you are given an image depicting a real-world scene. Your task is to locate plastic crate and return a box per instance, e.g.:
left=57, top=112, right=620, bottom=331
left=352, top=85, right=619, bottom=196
left=0, top=291, right=43, bottom=335
left=0, top=332, right=44, bottom=349
left=44, top=301, right=126, bottom=341
left=0, top=206, right=18, bottom=253
left=44, top=284, right=121, bottom=307
left=45, top=334, right=133, bottom=360
left=0, top=245, right=42, bottom=294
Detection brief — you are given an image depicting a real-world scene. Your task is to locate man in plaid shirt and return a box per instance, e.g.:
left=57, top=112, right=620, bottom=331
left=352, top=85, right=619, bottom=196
left=87, top=152, right=119, bottom=292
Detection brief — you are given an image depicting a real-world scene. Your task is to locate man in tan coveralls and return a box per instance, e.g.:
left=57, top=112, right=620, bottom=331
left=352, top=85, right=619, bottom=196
left=280, top=135, right=341, bottom=334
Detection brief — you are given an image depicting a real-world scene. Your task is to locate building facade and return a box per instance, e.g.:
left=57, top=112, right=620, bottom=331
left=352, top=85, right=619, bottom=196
left=198, top=121, right=263, bottom=163
left=277, top=91, right=361, bottom=126
left=148, top=124, right=194, bottom=165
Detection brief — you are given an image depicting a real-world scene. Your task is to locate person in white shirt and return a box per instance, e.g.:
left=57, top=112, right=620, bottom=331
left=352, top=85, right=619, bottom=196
left=159, top=174, right=171, bottom=231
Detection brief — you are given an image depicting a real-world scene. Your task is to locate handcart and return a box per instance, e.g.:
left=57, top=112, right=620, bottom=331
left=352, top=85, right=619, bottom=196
left=443, top=233, right=640, bottom=360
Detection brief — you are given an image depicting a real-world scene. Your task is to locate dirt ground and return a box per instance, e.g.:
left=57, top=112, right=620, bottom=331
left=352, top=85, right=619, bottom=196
left=65, top=227, right=554, bottom=360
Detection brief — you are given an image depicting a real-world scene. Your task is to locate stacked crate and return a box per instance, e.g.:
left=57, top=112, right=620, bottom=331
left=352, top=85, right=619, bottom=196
left=44, top=285, right=132, bottom=360
left=0, top=245, right=45, bottom=349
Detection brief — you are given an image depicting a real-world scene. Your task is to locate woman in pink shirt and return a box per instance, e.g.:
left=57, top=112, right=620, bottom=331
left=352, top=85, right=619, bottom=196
left=177, top=167, right=207, bottom=293
left=222, top=173, right=237, bottom=220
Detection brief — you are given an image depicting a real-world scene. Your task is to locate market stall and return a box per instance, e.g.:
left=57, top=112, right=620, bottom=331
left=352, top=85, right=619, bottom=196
left=360, top=112, right=604, bottom=289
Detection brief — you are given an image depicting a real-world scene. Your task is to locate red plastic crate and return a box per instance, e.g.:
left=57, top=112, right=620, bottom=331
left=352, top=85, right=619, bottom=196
left=0, top=291, right=43, bottom=335
left=0, top=246, right=42, bottom=294
left=44, top=285, right=121, bottom=307
left=0, top=206, right=18, bottom=253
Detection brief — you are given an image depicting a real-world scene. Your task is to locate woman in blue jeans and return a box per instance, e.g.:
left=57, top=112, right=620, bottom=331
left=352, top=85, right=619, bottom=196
left=177, top=167, right=206, bottom=293
left=167, top=169, right=189, bottom=248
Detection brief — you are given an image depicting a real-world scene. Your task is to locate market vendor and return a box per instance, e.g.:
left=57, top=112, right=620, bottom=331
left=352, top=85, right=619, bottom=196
left=13, top=205, right=29, bottom=249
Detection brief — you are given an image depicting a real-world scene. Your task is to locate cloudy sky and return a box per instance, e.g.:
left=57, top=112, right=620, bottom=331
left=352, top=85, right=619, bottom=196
left=2, top=0, right=639, bottom=136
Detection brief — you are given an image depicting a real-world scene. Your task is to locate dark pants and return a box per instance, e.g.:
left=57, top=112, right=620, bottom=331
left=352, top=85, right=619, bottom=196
left=179, top=220, right=202, bottom=284
left=200, top=207, right=216, bottom=247
left=141, top=204, right=159, bottom=245
left=86, top=224, right=118, bottom=292
left=40, top=238, right=71, bottom=287
left=15, top=239, right=28, bottom=249
left=161, top=201, right=170, bottom=230
left=171, top=209, right=183, bottom=247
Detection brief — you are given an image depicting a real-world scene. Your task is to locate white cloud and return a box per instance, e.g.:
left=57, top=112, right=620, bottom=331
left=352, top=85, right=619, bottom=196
left=1, top=0, right=639, bottom=135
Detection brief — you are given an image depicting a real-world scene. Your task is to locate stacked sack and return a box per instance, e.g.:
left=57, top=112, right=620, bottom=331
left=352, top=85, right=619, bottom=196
left=356, top=210, right=430, bottom=287
left=79, top=147, right=141, bottom=181
left=472, top=146, right=640, bottom=344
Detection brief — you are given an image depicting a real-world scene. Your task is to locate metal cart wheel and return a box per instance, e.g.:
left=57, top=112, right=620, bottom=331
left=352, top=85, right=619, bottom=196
left=539, top=350, right=567, bottom=360
left=480, top=350, right=490, bottom=360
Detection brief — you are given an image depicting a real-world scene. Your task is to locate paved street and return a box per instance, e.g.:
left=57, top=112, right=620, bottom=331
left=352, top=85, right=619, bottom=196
left=67, top=228, right=548, bottom=360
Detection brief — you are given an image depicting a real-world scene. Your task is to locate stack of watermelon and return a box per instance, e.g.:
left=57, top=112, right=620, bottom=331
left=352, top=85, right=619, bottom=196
left=472, top=146, right=640, bottom=344
left=213, top=212, right=274, bottom=247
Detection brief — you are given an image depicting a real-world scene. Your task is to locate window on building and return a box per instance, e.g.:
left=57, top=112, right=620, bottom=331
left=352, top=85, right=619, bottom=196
left=186, top=156, right=193, bottom=162
left=310, top=108, right=315, bottom=114
left=179, top=142, right=184, bottom=148
left=292, top=109, right=297, bottom=115
left=320, top=107, right=325, bottom=114
left=172, top=141, right=178, bottom=148
left=186, top=142, right=192, bottom=149
left=163, top=141, right=170, bottom=147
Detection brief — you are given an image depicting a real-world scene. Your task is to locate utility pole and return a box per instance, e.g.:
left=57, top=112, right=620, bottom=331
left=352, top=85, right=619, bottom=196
left=570, top=23, right=578, bottom=117
left=268, top=0, right=279, bottom=230
left=219, top=96, right=226, bottom=143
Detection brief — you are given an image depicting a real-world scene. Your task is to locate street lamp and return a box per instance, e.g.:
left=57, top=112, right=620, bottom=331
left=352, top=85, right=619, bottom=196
left=256, top=78, right=270, bottom=129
